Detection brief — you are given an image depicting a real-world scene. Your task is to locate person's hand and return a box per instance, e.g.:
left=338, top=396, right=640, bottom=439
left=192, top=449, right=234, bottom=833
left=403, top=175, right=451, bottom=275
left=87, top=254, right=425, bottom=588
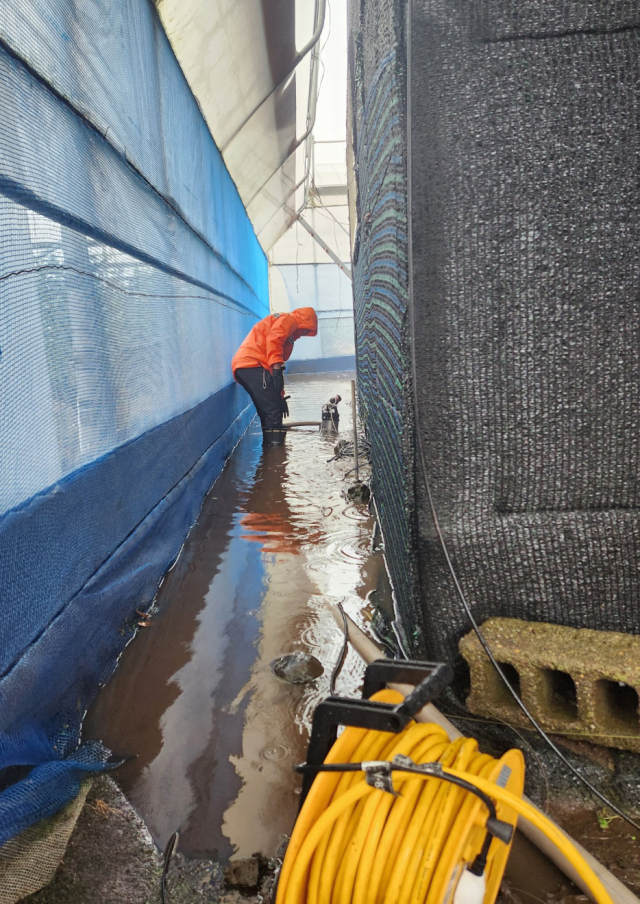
left=281, top=395, right=290, bottom=418
left=272, top=365, right=285, bottom=394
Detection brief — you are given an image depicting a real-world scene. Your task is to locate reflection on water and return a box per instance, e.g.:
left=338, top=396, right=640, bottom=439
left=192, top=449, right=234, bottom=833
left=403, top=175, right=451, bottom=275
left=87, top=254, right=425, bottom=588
left=84, top=373, right=391, bottom=860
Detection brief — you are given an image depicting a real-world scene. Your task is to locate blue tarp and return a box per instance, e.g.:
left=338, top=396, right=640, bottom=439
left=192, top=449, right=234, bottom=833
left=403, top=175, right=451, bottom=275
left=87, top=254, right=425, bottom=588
left=0, top=0, right=267, bottom=841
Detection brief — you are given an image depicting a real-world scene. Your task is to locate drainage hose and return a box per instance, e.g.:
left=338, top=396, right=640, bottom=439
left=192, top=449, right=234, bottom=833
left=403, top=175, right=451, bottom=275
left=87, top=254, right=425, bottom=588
left=276, top=689, right=614, bottom=904
left=329, top=604, right=637, bottom=904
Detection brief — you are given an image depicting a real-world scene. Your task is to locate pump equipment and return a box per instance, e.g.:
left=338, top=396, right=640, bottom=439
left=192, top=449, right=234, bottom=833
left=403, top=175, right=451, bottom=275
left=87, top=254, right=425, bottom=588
left=321, top=394, right=341, bottom=431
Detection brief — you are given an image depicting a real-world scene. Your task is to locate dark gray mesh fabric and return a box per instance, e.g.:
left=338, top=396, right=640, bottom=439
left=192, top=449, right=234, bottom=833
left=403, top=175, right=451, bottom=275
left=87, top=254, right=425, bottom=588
left=461, top=1, right=640, bottom=40
left=349, top=0, right=423, bottom=651
left=351, top=0, right=640, bottom=665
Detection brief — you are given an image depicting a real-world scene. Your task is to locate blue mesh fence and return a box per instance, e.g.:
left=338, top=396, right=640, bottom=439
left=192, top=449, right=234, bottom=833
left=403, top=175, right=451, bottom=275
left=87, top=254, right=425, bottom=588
left=0, top=0, right=268, bottom=841
left=349, top=1, right=422, bottom=652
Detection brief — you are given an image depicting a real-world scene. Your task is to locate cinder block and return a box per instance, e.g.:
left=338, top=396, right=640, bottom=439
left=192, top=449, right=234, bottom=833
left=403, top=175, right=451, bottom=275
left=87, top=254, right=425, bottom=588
left=459, top=618, right=640, bottom=753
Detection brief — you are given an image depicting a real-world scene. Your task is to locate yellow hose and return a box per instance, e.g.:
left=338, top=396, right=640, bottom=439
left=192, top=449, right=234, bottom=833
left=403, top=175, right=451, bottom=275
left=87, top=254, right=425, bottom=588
left=276, top=690, right=614, bottom=904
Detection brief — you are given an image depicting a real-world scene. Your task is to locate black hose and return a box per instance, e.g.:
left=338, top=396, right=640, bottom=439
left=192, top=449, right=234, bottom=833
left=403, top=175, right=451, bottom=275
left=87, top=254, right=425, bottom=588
left=161, top=830, right=179, bottom=904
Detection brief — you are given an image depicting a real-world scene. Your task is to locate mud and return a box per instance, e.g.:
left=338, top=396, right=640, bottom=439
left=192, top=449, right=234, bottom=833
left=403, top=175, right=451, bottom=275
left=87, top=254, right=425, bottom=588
left=498, top=799, right=640, bottom=903
left=21, top=776, right=275, bottom=904
left=550, top=800, right=640, bottom=896
left=500, top=831, right=574, bottom=904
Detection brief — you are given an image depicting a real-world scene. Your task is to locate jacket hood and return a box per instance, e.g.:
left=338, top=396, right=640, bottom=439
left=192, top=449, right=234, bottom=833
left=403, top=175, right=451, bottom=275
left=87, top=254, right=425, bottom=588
left=292, top=307, right=318, bottom=337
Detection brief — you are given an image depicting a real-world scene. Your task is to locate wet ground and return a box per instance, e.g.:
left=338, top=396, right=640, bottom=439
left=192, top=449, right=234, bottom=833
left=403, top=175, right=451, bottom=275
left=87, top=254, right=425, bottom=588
left=20, top=373, right=640, bottom=903
left=500, top=800, right=640, bottom=903
left=84, top=372, right=386, bottom=862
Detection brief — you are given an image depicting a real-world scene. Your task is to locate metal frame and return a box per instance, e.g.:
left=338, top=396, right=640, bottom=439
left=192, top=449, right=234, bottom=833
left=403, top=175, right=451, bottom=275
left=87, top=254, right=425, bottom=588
left=297, top=214, right=352, bottom=279
left=256, top=173, right=307, bottom=245
left=298, top=659, right=453, bottom=804
left=221, top=0, right=327, bottom=152
left=243, top=23, right=322, bottom=209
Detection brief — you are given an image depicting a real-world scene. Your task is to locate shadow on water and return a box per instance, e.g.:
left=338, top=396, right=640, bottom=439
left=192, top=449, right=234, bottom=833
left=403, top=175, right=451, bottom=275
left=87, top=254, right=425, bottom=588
left=84, top=373, right=385, bottom=861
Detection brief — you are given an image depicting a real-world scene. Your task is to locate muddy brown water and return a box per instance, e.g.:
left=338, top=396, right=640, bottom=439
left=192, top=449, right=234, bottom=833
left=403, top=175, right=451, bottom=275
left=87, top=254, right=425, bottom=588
left=85, top=373, right=388, bottom=861
left=83, top=373, right=628, bottom=901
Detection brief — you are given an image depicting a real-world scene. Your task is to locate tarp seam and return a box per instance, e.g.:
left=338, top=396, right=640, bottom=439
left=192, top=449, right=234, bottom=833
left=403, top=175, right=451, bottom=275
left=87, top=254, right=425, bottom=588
left=0, top=34, right=263, bottom=304
left=0, top=402, right=254, bottom=684
left=0, top=177, right=263, bottom=317
left=0, top=263, right=258, bottom=316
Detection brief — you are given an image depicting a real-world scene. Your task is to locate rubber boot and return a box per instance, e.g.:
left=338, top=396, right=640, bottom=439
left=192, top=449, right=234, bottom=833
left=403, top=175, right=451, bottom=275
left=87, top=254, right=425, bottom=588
left=263, top=427, right=286, bottom=446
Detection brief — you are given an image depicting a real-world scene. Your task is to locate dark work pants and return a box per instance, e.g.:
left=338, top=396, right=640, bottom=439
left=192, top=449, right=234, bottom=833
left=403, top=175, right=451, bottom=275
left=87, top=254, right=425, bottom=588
left=235, top=366, right=286, bottom=445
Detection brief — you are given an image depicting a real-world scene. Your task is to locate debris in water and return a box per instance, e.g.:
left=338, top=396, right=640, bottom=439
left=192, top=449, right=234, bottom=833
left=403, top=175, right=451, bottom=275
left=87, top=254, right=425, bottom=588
left=347, top=482, right=370, bottom=503
left=334, top=439, right=349, bottom=456
left=328, top=436, right=371, bottom=463
left=224, top=856, right=260, bottom=889
left=271, top=652, right=324, bottom=684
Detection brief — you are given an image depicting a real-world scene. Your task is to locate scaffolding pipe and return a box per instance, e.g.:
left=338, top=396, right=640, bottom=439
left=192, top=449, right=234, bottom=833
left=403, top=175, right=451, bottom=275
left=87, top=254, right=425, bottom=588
left=244, top=17, right=322, bottom=210
left=350, top=379, right=359, bottom=481
left=297, top=215, right=353, bottom=280
left=221, top=0, right=327, bottom=152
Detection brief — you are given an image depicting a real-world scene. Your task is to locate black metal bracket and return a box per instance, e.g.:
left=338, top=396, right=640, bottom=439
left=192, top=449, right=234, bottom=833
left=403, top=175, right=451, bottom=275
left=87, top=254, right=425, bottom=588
left=298, top=659, right=452, bottom=805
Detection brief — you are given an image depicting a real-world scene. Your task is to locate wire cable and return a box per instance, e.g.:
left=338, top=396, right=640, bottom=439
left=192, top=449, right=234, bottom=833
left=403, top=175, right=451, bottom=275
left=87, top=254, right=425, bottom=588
left=160, top=829, right=179, bottom=904
left=404, top=0, right=640, bottom=833
left=329, top=601, right=349, bottom=695
left=308, top=200, right=351, bottom=239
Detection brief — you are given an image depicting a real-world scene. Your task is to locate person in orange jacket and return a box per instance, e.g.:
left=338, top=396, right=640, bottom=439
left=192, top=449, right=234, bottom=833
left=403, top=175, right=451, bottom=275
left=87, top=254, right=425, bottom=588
left=232, top=307, right=318, bottom=445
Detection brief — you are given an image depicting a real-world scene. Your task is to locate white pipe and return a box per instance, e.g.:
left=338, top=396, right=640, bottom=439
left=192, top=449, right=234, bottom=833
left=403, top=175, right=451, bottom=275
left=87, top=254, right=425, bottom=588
left=221, top=0, right=327, bottom=152
left=327, top=604, right=639, bottom=904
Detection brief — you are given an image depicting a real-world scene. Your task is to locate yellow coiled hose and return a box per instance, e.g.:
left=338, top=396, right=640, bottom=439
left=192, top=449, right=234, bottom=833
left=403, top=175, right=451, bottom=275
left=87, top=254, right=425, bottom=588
left=276, top=690, right=614, bottom=904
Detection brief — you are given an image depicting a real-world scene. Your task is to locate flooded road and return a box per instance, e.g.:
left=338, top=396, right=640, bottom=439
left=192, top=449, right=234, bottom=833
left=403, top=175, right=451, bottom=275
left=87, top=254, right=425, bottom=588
left=85, top=373, right=387, bottom=861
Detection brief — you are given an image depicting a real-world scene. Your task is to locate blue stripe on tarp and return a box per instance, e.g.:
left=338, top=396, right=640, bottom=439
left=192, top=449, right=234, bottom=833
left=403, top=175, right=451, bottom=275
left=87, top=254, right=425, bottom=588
left=1, top=397, right=254, bottom=737
left=286, top=355, right=356, bottom=374
left=0, top=382, right=250, bottom=680
left=0, top=0, right=268, bottom=844
left=0, top=388, right=254, bottom=841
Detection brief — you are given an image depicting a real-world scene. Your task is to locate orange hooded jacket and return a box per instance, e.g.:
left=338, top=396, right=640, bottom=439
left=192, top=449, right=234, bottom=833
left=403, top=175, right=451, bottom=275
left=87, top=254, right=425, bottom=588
left=231, top=307, right=318, bottom=377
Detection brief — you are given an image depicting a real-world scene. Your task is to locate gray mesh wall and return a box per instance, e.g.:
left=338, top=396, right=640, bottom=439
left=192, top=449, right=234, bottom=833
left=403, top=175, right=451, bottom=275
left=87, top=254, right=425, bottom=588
left=351, top=0, right=640, bottom=665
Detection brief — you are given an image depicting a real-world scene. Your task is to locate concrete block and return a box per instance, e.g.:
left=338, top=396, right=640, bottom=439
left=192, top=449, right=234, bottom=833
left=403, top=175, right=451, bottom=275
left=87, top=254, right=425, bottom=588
left=459, top=618, right=640, bottom=753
